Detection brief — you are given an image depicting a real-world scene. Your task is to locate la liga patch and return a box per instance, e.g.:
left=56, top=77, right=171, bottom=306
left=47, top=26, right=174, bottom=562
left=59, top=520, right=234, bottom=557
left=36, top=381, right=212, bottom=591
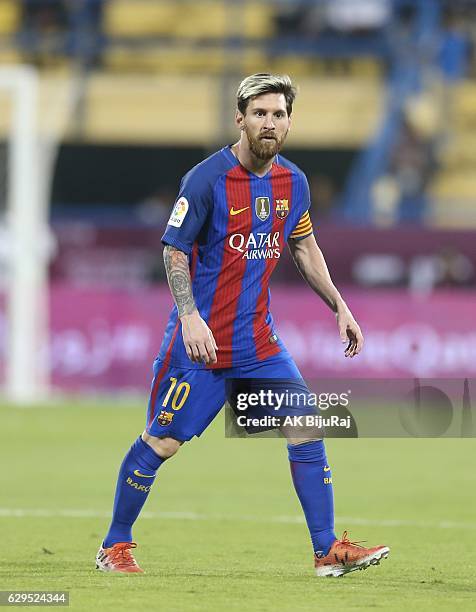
left=168, top=196, right=189, bottom=227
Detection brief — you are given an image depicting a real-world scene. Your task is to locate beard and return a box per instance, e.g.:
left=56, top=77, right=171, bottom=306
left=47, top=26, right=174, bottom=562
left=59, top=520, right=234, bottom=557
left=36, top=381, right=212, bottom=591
left=244, top=124, right=287, bottom=160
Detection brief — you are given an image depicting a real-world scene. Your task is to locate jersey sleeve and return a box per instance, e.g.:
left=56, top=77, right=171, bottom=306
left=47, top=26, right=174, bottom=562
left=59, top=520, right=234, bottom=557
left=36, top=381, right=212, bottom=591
left=161, top=167, right=213, bottom=254
left=289, top=173, right=314, bottom=241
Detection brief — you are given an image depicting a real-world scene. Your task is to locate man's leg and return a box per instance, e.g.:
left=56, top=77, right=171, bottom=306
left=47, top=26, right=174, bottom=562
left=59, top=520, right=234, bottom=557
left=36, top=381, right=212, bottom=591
left=286, top=433, right=389, bottom=576
left=286, top=437, right=336, bottom=557
left=237, top=351, right=389, bottom=577
left=96, top=434, right=181, bottom=573
left=102, top=434, right=181, bottom=549
left=97, top=359, right=226, bottom=573
left=235, top=356, right=337, bottom=557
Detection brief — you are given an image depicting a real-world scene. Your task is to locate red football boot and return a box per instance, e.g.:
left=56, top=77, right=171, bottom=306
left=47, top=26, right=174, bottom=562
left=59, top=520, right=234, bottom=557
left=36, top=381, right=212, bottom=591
left=96, top=542, right=143, bottom=573
left=315, top=531, right=389, bottom=577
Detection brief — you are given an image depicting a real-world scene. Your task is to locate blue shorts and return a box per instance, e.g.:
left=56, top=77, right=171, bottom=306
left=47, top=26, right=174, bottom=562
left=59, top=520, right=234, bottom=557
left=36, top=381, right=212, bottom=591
left=145, top=350, right=307, bottom=441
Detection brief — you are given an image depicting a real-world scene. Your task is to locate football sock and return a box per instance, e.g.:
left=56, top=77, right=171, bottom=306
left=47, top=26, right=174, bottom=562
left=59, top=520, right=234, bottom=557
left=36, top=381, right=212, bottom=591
left=103, top=436, right=165, bottom=548
left=287, top=440, right=336, bottom=556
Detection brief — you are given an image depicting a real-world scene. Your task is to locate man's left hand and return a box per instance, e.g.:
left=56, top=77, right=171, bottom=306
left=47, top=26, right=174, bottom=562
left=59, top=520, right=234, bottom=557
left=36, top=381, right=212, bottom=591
left=336, top=308, right=364, bottom=358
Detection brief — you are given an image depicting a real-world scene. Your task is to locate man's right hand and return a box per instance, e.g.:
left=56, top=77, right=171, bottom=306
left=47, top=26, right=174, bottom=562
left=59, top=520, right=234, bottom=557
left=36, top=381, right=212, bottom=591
left=180, top=310, right=218, bottom=365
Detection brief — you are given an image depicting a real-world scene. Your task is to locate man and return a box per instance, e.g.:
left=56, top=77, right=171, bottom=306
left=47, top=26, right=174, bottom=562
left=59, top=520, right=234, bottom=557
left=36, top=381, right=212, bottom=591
left=96, top=74, right=389, bottom=577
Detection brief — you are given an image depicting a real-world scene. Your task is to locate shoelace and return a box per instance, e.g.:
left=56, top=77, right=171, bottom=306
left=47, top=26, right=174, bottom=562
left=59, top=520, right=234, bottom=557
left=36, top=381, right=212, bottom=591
left=109, top=542, right=138, bottom=567
left=339, top=531, right=367, bottom=548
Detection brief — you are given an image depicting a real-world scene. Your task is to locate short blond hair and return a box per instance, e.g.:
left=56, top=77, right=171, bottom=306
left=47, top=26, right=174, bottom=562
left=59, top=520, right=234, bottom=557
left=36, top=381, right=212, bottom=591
left=236, top=73, right=297, bottom=116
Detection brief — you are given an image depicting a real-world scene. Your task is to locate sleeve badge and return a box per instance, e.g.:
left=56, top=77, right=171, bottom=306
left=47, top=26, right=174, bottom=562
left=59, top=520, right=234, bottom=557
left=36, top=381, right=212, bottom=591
left=168, top=196, right=189, bottom=227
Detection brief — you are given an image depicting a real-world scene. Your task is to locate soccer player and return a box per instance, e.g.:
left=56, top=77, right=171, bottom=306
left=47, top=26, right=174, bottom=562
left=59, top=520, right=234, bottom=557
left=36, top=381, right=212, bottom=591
left=96, top=73, right=389, bottom=577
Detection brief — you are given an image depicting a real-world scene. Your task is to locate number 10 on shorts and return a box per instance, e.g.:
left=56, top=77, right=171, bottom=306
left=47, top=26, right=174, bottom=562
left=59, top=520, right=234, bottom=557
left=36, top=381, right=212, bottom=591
left=162, top=377, right=191, bottom=411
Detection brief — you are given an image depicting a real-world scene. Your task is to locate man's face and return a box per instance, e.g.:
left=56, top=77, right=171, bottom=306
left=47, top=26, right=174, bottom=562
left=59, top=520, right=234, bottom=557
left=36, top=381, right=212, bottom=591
left=237, top=93, right=291, bottom=160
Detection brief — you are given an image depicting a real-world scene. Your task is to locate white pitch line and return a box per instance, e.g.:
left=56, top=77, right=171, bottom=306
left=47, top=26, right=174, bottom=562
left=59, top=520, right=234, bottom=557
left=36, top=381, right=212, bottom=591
left=0, top=508, right=474, bottom=530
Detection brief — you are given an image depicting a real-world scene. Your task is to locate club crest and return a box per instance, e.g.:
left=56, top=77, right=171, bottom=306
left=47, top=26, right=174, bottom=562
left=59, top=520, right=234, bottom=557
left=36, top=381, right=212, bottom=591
left=157, top=410, right=174, bottom=426
left=275, top=199, right=289, bottom=219
left=255, top=196, right=270, bottom=221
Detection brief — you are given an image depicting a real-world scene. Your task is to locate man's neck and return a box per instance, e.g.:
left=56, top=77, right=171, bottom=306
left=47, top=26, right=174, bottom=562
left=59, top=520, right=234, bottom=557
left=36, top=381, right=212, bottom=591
left=231, top=141, right=274, bottom=178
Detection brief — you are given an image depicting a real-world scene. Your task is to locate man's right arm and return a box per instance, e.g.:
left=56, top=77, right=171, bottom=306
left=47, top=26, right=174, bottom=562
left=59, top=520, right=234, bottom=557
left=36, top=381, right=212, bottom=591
left=163, top=245, right=218, bottom=364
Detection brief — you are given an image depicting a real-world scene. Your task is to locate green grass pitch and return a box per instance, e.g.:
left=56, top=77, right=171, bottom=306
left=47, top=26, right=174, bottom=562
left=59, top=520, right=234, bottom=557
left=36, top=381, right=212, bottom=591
left=0, top=400, right=475, bottom=611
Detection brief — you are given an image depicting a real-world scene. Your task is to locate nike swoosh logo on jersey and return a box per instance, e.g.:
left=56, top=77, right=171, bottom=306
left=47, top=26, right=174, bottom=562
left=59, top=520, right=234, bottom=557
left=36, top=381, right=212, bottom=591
left=323, top=466, right=331, bottom=472
left=230, top=206, right=249, bottom=216
left=133, top=469, right=155, bottom=478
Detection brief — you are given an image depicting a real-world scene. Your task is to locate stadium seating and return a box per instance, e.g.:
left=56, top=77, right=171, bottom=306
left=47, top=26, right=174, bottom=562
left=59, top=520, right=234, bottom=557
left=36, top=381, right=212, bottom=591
left=1, top=0, right=473, bottom=230
left=104, top=0, right=179, bottom=38
left=76, top=73, right=382, bottom=146
left=0, top=0, right=19, bottom=36
left=82, top=74, right=217, bottom=144
left=430, top=82, right=476, bottom=227
left=102, top=0, right=276, bottom=74
left=104, top=0, right=274, bottom=40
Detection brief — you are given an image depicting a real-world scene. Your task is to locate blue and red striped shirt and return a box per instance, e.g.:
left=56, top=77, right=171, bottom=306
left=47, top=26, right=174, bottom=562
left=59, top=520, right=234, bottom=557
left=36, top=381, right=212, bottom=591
left=160, top=145, right=313, bottom=369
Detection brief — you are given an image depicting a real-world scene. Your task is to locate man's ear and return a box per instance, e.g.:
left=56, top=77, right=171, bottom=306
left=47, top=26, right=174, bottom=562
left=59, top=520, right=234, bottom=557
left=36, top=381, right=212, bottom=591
left=235, top=109, right=245, bottom=130
left=287, top=113, right=292, bottom=131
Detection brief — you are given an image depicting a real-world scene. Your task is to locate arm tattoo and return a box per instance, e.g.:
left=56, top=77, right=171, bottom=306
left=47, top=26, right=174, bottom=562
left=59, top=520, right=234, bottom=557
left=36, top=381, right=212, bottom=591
left=163, top=245, right=197, bottom=317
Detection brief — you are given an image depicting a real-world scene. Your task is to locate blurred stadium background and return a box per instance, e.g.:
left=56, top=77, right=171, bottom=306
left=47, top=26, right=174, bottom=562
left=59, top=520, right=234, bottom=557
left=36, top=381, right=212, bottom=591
left=0, top=0, right=476, bottom=401
left=1, top=4, right=476, bottom=609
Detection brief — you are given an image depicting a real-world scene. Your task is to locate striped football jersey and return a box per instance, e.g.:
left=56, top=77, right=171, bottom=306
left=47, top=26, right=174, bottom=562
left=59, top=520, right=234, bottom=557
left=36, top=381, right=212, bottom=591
left=160, top=145, right=314, bottom=368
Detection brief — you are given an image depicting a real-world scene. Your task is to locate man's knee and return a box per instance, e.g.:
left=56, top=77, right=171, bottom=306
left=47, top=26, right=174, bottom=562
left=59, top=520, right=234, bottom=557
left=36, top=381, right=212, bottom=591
left=141, top=431, right=183, bottom=459
left=281, top=423, right=324, bottom=446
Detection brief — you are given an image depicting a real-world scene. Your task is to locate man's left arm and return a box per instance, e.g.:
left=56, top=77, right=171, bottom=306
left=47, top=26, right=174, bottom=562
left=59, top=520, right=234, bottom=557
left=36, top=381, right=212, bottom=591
left=288, top=233, right=363, bottom=358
